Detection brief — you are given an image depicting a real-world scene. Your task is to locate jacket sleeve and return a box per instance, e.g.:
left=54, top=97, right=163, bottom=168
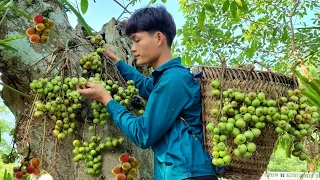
left=116, top=60, right=153, bottom=100
left=106, top=71, right=190, bottom=149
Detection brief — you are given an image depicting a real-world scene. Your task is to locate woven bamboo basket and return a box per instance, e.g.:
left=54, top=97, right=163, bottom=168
left=193, top=64, right=298, bottom=180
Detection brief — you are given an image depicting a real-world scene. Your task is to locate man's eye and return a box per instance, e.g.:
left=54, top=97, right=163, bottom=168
left=135, top=39, right=140, bottom=42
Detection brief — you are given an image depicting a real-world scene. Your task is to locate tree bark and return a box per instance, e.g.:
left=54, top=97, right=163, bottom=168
left=0, top=0, right=153, bottom=179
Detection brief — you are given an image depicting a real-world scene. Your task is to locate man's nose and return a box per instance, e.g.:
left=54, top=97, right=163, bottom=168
left=131, top=43, right=136, bottom=52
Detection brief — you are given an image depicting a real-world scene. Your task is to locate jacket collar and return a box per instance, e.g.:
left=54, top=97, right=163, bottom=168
left=150, top=57, right=182, bottom=83
left=153, top=56, right=182, bottom=73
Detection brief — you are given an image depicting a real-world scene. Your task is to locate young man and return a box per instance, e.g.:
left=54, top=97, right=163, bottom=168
left=77, top=6, right=217, bottom=180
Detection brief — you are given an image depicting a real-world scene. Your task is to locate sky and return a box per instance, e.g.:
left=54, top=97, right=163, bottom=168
left=66, top=0, right=185, bottom=32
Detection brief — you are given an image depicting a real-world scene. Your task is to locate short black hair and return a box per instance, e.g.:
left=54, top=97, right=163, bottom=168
left=125, top=6, right=176, bottom=47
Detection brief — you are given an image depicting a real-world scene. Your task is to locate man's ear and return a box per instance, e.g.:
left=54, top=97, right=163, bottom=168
left=156, top=31, right=165, bottom=46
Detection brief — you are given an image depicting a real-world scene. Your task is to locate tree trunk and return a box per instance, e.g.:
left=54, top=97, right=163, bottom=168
left=0, top=0, right=153, bottom=179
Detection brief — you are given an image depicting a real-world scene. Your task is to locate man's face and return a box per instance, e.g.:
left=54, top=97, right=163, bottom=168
left=130, top=31, right=161, bottom=66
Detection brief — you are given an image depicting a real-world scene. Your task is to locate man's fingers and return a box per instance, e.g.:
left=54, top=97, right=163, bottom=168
left=85, top=36, right=94, bottom=40
left=76, top=82, right=96, bottom=91
left=76, top=84, right=83, bottom=91
left=85, top=82, right=96, bottom=88
left=76, top=87, right=85, bottom=94
left=77, top=88, right=91, bottom=97
left=76, top=84, right=89, bottom=94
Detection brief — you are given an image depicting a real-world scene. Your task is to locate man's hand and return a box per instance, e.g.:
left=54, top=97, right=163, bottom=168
left=76, top=82, right=113, bottom=106
left=103, top=44, right=120, bottom=64
left=85, top=36, right=94, bottom=40
left=85, top=36, right=120, bottom=64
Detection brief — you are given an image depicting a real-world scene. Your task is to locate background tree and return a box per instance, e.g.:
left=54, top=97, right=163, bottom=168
left=174, top=0, right=319, bottom=76
left=268, top=148, right=307, bottom=172
left=0, top=102, right=15, bottom=179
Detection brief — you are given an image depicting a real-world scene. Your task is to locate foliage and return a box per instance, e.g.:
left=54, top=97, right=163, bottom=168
left=268, top=147, right=307, bottom=172
left=0, top=166, right=14, bottom=180
left=0, top=35, right=26, bottom=52
left=296, top=68, right=320, bottom=109
left=80, top=0, right=88, bottom=14
left=0, top=0, right=29, bottom=51
left=0, top=103, right=15, bottom=179
left=129, top=0, right=164, bottom=6
left=295, top=68, right=320, bottom=171
left=0, top=104, right=13, bottom=154
left=174, top=0, right=320, bottom=74
left=0, top=0, right=31, bottom=25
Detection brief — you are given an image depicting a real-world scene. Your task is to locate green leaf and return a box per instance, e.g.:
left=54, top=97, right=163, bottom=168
left=273, top=138, right=280, bottom=152
left=198, top=8, right=206, bottom=27
left=195, top=57, right=202, bottom=64
left=0, top=42, right=17, bottom=51
left=230, top=1, right=238, bottom=18
left=225, top=30, right=231, bottom=38
left=239, top=0, right=249, bottom=13
left=185, top=55, right=192, bottom=66
left=285, top=139, right=293, bottom=159
left=297, top=26, right=320, bottom=30
left=0, top=0, right=10, bottom=9
left=2, top=34, right=25, bottom=42
left=281, top=27, right=288, bottom=41
left=296, top=71, right=320, bottom=97
left=80, top=0, right=88, bottom=14
left=0, top=0, right=12, bottom=26
left=280, top=139, right=286, bottom=149
left=4, top=169, right=7, bottom=180
left=161, top=0, right=167, bottom=3
left=222, top=0, right=230, bottom=13
left=204, top=3, right=216, bottom=13
left=247, top=40, right=257, bottom=58
left=147, top=0, right=157, bottom=5
left=9, top=128, right=14, bottom=136
left=22, top=175, right=29, bottom=180
left=177, top=29, right=183, bottom=36
left=8, top=6, right=32, bottom=20
left=272, top=28, right=277, bottom=37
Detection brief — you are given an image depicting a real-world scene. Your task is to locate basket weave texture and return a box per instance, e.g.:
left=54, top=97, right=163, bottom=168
left=193, top=65, right=298, bottom=180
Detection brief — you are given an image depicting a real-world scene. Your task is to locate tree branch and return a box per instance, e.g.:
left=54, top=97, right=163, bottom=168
left=114, top=0, right=132, bottom=15
left=289, top=0, right=300, bottom=54
left=212, top=51, right=223, bottom=64
left=117, top=1, right=134, bottom=21
left=227, top=44, right=286, bottom=55
left=254, top=60, right=271, bottom=72
left=289, top=0, right=312, bottom=80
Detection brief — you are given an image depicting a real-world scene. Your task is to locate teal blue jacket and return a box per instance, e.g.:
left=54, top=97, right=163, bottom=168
left=106, top=57, right=216, bottom=179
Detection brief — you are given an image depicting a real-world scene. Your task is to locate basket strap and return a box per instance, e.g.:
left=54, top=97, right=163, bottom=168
left=187, top=67, right=203, bottom=79
left=181, top=117, right=200, bottom=142
left=181, top=117, right=225, bottom=174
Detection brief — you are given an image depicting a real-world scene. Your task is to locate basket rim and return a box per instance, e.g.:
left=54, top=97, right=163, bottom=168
left=193, top=65, right=295, bottom=82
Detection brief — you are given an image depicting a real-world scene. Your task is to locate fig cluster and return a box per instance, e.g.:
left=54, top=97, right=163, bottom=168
left=80, top=34, right=105, bottom=74
left=72, top=136, right=124, bottom=175
left=30, top=76, right=84, bottom=140
left=112, top=153, right=141, bottom=180
left=26, top=14, right=55, bottom=43
left=12, top=157, right=41, bottom=180
left=1, top=151, right=17, bottom=164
